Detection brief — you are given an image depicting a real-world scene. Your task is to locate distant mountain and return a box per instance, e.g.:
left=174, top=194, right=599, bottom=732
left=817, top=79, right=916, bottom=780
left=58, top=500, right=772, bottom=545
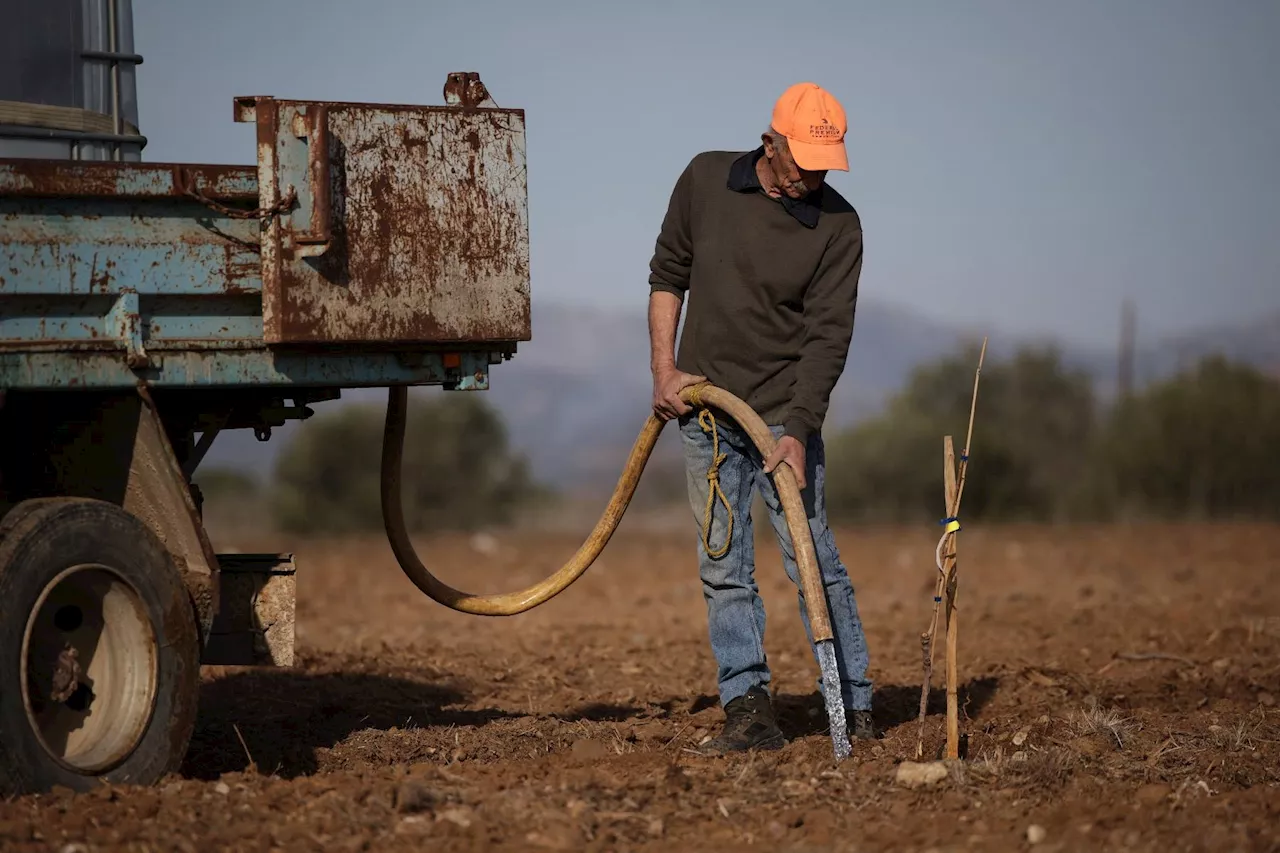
left=199, top=299, right=1280, bottom=495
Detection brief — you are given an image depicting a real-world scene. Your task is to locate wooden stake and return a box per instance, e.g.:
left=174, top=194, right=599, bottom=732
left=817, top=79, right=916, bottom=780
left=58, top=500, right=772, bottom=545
left=943, top=436, right=960, bottom=760
left=914, top=338, right=987, bottom=760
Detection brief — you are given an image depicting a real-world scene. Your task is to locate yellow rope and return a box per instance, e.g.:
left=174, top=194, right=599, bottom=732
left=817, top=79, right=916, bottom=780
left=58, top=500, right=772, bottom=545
left=697, top=406, right=734, bottom=559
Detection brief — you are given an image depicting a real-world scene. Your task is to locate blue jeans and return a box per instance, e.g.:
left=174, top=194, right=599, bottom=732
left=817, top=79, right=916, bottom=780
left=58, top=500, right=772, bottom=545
left=678, top=411, right=872, bottom=712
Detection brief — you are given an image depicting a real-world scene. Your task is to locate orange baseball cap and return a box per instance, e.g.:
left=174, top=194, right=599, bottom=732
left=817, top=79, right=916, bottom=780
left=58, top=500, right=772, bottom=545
left=771, top=82, right=848, bottom=172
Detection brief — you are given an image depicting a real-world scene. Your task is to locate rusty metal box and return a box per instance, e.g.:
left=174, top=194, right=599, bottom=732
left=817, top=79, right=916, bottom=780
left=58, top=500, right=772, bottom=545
left=235, top=94, right=531, bottom=347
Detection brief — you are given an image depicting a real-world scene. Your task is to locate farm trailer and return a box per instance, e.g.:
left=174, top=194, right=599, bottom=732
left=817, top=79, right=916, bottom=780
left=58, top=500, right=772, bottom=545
left=0, top=73, right=530, bottom=793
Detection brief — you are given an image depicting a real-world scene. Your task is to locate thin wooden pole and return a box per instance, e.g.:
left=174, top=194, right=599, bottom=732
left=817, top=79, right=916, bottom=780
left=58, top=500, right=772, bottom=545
left=943, top=436, right=960, bottom=760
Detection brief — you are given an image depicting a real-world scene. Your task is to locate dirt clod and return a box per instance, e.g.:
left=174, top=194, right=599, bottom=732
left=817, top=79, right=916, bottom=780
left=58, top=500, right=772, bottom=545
left=394, top=781, right=436, bottom=814
left=1136, top=783, right=1172, bottom=806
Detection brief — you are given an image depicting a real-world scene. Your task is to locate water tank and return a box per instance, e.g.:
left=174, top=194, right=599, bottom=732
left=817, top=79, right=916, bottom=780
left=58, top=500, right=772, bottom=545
left=0, top=0, right=145, bottom=160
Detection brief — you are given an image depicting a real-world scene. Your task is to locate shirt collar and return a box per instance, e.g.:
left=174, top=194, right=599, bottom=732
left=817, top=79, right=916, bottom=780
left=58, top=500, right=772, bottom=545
left=726, top=147, right=823, bottom=229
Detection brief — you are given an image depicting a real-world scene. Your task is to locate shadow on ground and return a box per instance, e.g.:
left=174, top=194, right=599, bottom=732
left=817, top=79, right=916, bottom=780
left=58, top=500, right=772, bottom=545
left=183, top=667, right=651, bottom=780
left=774, top=677, right=1002, bottom=739
left=657, top=678, right=1001, bottom=741
left=182, top=668, right=518, bottom=780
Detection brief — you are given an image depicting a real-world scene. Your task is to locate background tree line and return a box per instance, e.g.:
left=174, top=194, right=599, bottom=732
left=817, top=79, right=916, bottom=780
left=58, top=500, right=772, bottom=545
left=196, top=392, right=547, bottom=535
left=823, top=344, right=1280, bottom=523
left=194, top=348, right=1280, bottom=532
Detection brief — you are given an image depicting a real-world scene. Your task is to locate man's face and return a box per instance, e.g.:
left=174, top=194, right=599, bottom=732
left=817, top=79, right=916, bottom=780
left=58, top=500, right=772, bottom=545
left=762, top=134, right=827, bottom=200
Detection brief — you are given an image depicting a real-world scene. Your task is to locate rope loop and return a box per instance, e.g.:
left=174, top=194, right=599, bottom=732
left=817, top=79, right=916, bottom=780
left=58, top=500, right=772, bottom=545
left=697, top=407, right=733, bottom=559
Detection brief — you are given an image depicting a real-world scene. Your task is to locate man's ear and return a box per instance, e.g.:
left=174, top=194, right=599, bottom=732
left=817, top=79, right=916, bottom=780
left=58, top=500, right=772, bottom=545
left=761, top=133, right=776, bottom=158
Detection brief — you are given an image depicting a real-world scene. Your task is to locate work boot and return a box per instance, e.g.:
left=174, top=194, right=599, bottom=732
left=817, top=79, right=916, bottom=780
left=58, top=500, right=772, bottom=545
left=849, top=709, right=881, bottom=741
left=696, top=686, right=786, bottom=755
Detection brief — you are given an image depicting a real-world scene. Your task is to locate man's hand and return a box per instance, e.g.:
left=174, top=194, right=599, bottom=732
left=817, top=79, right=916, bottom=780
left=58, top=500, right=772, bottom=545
left=652, top=366, right=706, bottom=421
left=763, top=435, right=807, bottom=490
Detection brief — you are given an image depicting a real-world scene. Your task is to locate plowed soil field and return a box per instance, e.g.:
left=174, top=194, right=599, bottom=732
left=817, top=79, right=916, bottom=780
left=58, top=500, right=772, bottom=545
left=2, top=521, right=1278, bottom=852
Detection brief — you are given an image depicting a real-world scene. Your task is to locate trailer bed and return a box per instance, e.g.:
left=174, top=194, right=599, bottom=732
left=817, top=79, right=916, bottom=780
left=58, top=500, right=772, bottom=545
left=0, top=91, right=531, bottom=393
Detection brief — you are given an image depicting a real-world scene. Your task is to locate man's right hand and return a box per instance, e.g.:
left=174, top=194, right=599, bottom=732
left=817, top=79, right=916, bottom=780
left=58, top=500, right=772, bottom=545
left=652, top=366, right=707, bottom=421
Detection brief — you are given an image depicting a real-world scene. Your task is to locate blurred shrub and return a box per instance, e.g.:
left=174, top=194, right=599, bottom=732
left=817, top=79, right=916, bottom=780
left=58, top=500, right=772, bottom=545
left=1085, top=355, right=1280, bottom=520
left=270, top=392, right=547, bottom=534
left=825, top=346, right=1280, bottom=523
left=825, top=342, right=1095, bottom=523
left=192, top=466, right=260, bottom=502
left=191, top=466, right=267, bottom=536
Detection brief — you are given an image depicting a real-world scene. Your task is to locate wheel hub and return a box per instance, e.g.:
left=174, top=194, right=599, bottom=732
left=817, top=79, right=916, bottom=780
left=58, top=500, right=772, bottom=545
left=21, top=564, right=159, bottom=774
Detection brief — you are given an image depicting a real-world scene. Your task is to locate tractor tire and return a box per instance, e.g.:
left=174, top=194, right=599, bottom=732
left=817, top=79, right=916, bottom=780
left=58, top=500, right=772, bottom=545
left=0, top=497, right=201, bottom=795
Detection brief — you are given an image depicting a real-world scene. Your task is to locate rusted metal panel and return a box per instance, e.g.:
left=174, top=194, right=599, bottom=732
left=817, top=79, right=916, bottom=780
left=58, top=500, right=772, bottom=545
left=203, top=553, right=297, bottom=667
left=241, top=89, right=531, bottom=346
left=0, top=348, right=497, bottom=389
left=0, top=164, right=262, bottom=311
left=0, top=160, right=257, bottom=200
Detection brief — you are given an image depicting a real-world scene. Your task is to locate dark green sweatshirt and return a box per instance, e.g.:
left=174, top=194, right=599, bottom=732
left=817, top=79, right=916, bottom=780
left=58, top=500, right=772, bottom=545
left=648, top=147, right=864, bottom=445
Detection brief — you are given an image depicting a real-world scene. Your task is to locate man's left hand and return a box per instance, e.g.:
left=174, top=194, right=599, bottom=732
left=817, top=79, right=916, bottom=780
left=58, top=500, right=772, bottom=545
left=763, top=436, right=807, bottom=491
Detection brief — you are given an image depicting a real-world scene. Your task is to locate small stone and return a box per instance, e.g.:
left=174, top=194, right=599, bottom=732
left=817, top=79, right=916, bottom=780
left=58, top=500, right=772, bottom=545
left=214, top=782, right=230, bottom=795
left=894, top=761, right=949, bottom=789
left=1038, top=715, right=1050, bottom=724
left=395, top=816, right=430, bottom=835
left=1212, top=658, right=1231, bottom=671
left=1012, top=751, right=1028, bottom=762
left=647, top=817, right=665, bottom=837
left=1027, top=824, right=1047, bottom=845
left=437, top=807, right=474, bottom=829
left=1012, top=730, right=1028, bottom=746
left=781, top=779, right=814, bottom=797
left=1258, top=692, right=1276, bottom=707
left=525, top=823, right=580, bottom=850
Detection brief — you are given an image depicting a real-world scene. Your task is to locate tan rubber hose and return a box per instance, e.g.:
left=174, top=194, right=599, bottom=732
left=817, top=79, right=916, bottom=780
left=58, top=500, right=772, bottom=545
left=380, top=382, right=833, bottom=643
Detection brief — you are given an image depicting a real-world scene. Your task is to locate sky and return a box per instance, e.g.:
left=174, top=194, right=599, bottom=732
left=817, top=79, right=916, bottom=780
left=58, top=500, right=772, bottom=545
left=131, top=0, right=1280, bottom=348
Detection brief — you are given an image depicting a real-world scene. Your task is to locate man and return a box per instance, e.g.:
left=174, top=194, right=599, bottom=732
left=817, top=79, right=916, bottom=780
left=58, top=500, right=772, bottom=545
left=647, top=82, right=874, bottom=754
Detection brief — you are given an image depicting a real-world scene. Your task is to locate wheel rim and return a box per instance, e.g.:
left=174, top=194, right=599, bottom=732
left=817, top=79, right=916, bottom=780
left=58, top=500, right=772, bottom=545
left=20, top=563, right=159, bottom=775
